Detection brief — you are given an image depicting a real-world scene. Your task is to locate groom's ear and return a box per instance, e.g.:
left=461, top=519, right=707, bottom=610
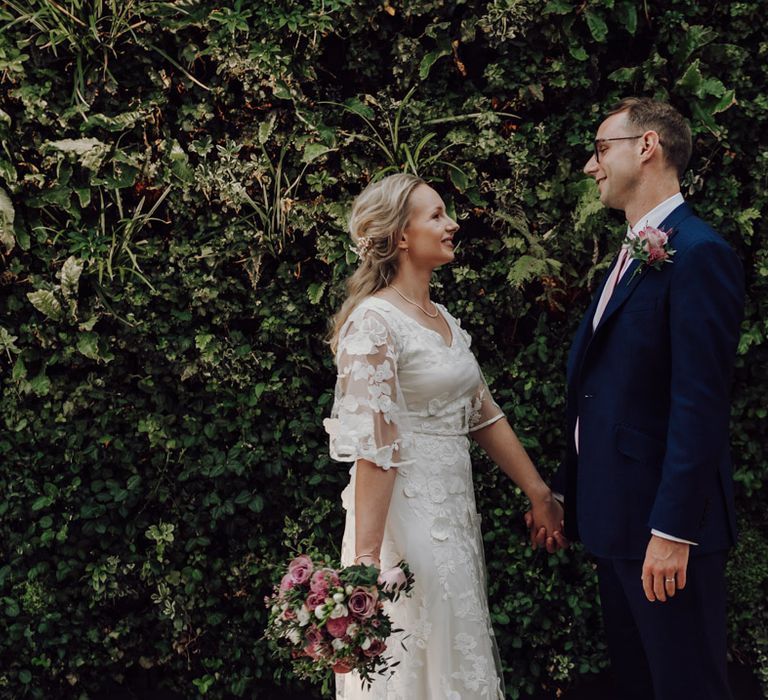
left=639, top=130, right=661, bottom=162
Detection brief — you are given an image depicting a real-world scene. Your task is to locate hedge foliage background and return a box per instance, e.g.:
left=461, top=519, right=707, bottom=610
left=1, top=0, right=766, bottom=698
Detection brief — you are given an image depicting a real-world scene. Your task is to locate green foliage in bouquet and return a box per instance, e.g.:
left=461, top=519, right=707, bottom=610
left=0, top=0, right=766, bottom=698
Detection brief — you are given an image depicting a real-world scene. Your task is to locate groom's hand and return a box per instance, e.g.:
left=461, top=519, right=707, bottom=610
left=523, top=509, right=569, bottom=553
left=641, top=535, right=689, bottom=603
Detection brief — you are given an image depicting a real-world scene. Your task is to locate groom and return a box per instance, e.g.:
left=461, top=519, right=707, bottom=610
left=554, top=97, right=744, bottom=699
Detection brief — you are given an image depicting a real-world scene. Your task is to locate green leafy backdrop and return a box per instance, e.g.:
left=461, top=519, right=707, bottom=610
left=0, top=0, right=766, bottom=698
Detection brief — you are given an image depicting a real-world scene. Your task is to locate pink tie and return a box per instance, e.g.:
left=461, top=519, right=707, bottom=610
left=592, top=246, right=629, bottom=330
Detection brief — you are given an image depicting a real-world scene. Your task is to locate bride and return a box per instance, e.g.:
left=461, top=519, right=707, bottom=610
left=325, top=173, right=566, bottom=699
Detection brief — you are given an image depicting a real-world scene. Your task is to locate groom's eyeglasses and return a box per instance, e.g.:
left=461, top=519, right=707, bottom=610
left=593, top=135, right=644, bottom=162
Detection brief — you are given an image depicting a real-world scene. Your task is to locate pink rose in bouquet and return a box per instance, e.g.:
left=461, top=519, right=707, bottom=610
left=310, top=568, right=340, bottom=595
left=303, top=626, right=327, bottom=660
left=348, top=586, right=378, bottom=619
left=332, top=657, right=355, bottom=674
left=306, top=591, right=327, bottom=610
left=363, top=639, right=387, bottom=658
left=287, top=554, right=314, bottom=586
left=326, top=615, right=351, bottom=639
left=305, top=626, right=323, bottom=645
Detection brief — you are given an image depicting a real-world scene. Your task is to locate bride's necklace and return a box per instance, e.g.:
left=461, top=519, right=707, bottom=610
left=389, top=285, right=439, bottom=318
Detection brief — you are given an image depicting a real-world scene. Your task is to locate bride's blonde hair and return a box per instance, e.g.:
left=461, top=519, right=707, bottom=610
left=329, top=173, right=425, bottom=353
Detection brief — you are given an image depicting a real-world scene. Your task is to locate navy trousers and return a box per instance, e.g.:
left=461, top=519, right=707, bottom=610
left=595, top=552, right=733, bottom=700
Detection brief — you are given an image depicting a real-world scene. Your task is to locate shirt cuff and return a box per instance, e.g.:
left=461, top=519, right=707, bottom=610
left=651, top=529, right=698, bottom=546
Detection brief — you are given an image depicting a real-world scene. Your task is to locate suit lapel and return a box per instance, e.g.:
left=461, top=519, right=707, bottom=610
left=567, top=255, right=617, bottom=389
left=592, top=257, right=645, bottom=334
left=591, top=202, right=694, bottom=336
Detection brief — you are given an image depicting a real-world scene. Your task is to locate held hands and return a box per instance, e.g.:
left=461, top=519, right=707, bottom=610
left=641, top=534, right=689, bottom=602
left=524, top=494, right=569, bottom=554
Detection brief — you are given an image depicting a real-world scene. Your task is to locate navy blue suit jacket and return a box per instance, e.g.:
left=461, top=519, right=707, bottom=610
left=561, top=202, right=744, bottom=559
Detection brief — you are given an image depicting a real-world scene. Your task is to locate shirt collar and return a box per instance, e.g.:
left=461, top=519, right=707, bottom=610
left=627, top=192, right=685, bottom=235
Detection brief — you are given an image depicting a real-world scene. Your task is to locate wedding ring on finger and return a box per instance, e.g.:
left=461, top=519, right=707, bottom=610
left=664, top=576, right=676, bottom=584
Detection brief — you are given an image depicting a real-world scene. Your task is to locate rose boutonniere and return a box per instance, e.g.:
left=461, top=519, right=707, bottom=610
left=625, top=224, right=676, bottom=283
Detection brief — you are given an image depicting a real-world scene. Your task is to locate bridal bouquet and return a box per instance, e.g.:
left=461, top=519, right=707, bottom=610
left=264, top=554, right=414, bottom=689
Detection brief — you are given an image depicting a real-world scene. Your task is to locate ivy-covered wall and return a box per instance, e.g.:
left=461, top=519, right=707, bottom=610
left=0, top=1, right=766, bottom=698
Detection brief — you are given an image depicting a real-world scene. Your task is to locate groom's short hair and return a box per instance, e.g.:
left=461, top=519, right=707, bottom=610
left=608, top=97, right=692, bottom=179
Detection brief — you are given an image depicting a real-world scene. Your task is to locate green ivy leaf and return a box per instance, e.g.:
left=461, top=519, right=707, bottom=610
left=195, top=333, right=215, bottom=351
left=0, top=326, right=19, bottom=354
left=419, top=42, right=452, bottom=80
left=616, top=1, right=638, bottom=35
left=673, top=25, right=717, bottom=65
left=543, top=0, right=571, bottom=14
left=0, top=186, right=15, bottom=253
left=272, top=81, right=292, bottom=100
left=341, top=97, right=375, bottom=120
left=676, top=59, right=701, bottom=88
left=75, top=187, right=91, bottom=208
left=585, top=11, right=608, bottom=43
left=258, top=114, right=276, bottom=145
left=60, top=256, right=84, bottom=301
left=301, top=143, right=333, bottom=164
left=77, top=332, right=101, bottom=360
left=249, top=495, right=264, bottom=512
left=307, top=281, right=326, bottom=304
left=712, top=89, right=736, bottom=114
left=32, top=496, right=52, bottom=511
left=79, top=316, right=99, bottom=331
left=448, top=166, right=468, bottom=192
left=27, top=290, right=62, bottom=321
left=29, top=371, right=51, bottom=396
left=608, top=66, right=640, bottom=84
left=12, top=355, right=26, bottom=381
left=569, top=45, right=589, bottom=62
left=4, top=599, right=19, bottom=617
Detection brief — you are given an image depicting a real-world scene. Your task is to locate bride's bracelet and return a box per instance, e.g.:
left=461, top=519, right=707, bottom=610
left=354, top=552, right=377, bottom=563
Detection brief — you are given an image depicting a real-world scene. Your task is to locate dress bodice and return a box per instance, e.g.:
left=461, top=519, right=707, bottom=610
left=326, top=296, right=503, bottom=469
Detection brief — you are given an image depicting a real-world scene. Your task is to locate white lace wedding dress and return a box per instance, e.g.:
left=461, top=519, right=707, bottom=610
left=326, top=296, right=506, bottom=700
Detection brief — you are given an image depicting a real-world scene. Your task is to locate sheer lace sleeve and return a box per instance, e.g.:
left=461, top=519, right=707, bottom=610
left=468, top=369, right=505, bottom=432
left=450, top=318, right=505, bottom=433
left=325, top=308, right=414, bottom=469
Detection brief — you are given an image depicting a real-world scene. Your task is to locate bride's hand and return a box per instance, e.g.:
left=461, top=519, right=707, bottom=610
left=354, top=554, right=381, bottom=569
left=526, top=494, right=568, bottom=553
